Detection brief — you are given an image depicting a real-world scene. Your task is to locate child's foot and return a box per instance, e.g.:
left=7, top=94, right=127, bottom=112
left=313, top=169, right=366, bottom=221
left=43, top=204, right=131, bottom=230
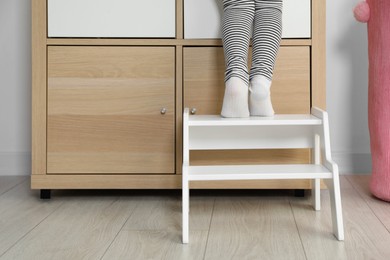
left=221, top=77, right=250, bottom=118
left=249, top=75, right=275, bottom=117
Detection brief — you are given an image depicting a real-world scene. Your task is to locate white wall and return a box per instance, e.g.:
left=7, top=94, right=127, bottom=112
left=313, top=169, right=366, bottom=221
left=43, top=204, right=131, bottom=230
left=0, top=0, right=31, bottom=175
left=327, top=0, right=371, bottom=173
left=0, top=0, right=371, bottom=175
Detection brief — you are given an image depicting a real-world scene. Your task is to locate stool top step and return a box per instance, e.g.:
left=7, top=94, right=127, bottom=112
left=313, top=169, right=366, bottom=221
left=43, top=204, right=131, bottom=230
left=187, top=114, right=322, bottom=126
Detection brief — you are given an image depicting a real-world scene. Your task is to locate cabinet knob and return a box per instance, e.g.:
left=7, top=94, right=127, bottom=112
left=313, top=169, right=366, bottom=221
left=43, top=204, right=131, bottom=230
left=190, top=108, right=197, bottom=115
left=160, top=108, right=167, bottom=115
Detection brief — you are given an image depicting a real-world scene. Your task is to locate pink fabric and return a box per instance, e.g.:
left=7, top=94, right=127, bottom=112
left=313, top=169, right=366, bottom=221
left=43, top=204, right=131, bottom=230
left=354, top=0, right=390, bottom=201
left=353, top=1, right=370, bottom=22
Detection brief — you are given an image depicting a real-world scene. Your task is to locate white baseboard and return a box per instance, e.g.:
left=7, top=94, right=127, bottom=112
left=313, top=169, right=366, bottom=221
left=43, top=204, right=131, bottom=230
left=0, top=152, right=31, bottom=176
left=0, top=151, right=372, bottom=176
left=333, top=152, right=372, bottom=174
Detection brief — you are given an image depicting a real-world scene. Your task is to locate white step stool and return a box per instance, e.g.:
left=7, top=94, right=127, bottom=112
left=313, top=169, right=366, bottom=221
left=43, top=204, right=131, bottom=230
left=182, top=107, right=344, bottom=243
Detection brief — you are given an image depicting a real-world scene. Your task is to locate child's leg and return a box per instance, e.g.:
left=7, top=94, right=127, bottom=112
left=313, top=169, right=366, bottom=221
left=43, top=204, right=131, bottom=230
left=221, top=0, right=255, bottom=118
left=249, top=0, right=282, bottom=116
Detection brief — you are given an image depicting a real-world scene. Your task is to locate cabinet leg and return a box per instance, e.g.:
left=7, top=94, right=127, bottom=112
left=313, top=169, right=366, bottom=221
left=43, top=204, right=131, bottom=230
left=40, top=189, right=51, bottom=200
left=294, top=189, right=305, bottom=197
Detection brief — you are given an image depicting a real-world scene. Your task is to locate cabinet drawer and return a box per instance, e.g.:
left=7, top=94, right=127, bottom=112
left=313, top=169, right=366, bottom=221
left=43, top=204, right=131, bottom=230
left=48, top=0, right=176, bottom=38
left=183, top=46, right=310, bottom=165
left=47, top=46, right=175, bottom=174
left=184, top=0, right=311, bottom=39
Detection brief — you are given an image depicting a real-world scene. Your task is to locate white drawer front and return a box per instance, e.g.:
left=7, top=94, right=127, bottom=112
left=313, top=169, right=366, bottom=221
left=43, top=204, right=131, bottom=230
left=48, top=0, right=176, bottom=38
left=184, top=0, right=311, bottom=39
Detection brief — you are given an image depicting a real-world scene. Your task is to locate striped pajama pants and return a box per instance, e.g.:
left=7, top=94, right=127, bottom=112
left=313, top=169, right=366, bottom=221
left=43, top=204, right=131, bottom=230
left=222, top=0, right=283, bottom=85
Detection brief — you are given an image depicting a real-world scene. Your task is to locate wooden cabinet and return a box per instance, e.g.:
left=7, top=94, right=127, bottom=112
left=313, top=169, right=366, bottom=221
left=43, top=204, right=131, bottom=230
left=32, top=0, right=326, bottom=192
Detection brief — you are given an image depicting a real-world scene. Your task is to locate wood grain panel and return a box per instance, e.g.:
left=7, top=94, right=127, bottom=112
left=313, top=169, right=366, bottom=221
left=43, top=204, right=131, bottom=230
left=7, top=176, right=390, bottom=258
left=204, top=196, right=306, bottom=259
left=124, top=196, right=214, bottom=231
left=176, top=0, right=184, bottom=39
left=31, top=0, right=46, bottom=175
left=184, top=47, right=225, bottom=115
left=46, top=38, right=312, bottom=46
left=1, top=194, right=138, bottom=259
left=312, top=0, right=326, bottom=109
left=31, top=174, right=181, bottom=189
left=0, top=180, right=62, bottom=256
left=0, top=176, right=26, bottom=196
left=176, top=46, right=184, bottom=174
left=47, top=47, right=175, bottom=174
left=190, top=179, right=311, bottom=189
left=184, top=46, right=310, bottom=114
left=31, top=174, right=312, bottom=189
left=190, top=149, right=310, bottom=165
left=346, top=175, right=390, bottom=232
left=291, top=177, right=390, bottom=259
left=102, top=230, right=208, bottom=260
left=183, top=46, right=311, bottom=166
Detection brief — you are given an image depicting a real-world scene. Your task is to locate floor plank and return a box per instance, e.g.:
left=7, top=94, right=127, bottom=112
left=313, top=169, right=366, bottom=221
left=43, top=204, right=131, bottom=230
left=102, top=230, right=208, bottom=260
left=0, top=176, right=27, bottom=196
left=0, top=194, right=138, bottom=260
left=346, top=175, right=390, bottom=232
left=203, top=196, right=306, bottom=260
left=290, top=176, right=390, bottom=260
left=0, top=180, right=62, bottom=257
left=124, top=195, right=214, bottom=231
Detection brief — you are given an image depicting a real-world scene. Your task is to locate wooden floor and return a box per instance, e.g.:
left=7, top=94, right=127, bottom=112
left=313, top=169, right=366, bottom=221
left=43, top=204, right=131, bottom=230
left=0, top=175, right=390, bottom=259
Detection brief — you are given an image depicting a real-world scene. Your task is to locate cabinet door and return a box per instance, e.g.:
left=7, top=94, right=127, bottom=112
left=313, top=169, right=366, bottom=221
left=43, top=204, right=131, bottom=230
left=47, top=46, right=175, bottom=174
left=184, top=0, right=311, bottom=39
left=184, top=46, right=310, bottom=114
left=184, top=46, right=310, bottom=165
left=48, top=0, right=176, bottom=38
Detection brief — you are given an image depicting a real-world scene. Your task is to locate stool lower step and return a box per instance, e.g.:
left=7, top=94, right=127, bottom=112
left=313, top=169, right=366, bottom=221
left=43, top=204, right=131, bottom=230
left=187, top=164, right=332, bottom=181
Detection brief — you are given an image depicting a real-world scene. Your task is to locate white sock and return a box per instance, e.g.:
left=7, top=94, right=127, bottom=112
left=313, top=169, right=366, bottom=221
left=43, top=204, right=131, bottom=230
left=249, top=75, right=275, bottom=117
left=221, top=77, right=250, bottom=118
